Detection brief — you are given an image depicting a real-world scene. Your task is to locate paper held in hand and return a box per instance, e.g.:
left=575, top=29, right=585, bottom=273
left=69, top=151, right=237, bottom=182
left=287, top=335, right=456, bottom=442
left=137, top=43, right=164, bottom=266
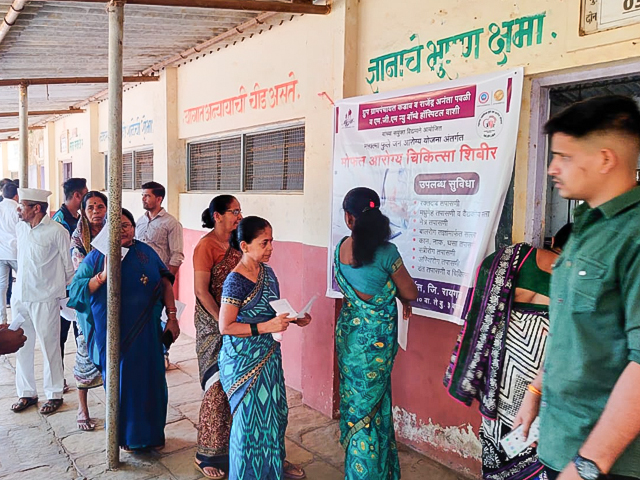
left=269, top=294, right=318, bottom=319
left=8, top=313, right=25, bottom=331
left=90, top=224, right=129, bottom=260
left=160, top=300, right=187, bottom=322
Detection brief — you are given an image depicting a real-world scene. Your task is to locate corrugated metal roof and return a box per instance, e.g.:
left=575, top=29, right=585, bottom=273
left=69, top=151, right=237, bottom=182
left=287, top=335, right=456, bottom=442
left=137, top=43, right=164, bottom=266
left=0, top=0, right=302, bottom=140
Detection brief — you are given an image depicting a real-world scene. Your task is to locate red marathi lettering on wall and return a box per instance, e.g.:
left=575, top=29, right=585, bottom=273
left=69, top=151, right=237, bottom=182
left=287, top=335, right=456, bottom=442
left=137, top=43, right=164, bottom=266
left=183, top=72, right=299, bottom=125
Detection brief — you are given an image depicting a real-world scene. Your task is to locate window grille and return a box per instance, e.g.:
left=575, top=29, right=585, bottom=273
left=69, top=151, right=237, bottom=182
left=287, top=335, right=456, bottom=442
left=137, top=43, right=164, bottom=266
left=122, top=152, right=133, bottom=190
left=105, top=150, right=152, bottom=190
left=244, top=126, right=304, bottom=191
left=134, top=150, right=154, bottom=189
left=188, top=137, right=242, bottom=191
left=187, top=124, right=304, bottom=193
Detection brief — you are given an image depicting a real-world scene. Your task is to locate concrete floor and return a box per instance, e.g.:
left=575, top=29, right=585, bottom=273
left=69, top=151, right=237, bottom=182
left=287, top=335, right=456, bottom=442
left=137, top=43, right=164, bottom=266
left=0, top=329, right=470, bottom=480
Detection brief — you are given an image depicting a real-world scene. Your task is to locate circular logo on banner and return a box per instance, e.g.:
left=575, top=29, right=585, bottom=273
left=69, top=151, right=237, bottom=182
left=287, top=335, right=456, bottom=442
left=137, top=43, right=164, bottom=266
left=477, top=109, right=504, bottom=138
left=478, top=91, right=490, bottom=104
left=494, top=89, right=505, bottom=102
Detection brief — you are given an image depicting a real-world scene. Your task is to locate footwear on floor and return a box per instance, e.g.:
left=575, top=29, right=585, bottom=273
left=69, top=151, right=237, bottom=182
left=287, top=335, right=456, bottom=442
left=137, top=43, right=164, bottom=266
left=284, top=460, right=306, bottom=479
left=11, top=396, right=38, bottom=412
left=40, top=398, right=63, bottom=415
left=77, top=418, right=96, bottom=431
left=194, top=458, right=226, bottom=480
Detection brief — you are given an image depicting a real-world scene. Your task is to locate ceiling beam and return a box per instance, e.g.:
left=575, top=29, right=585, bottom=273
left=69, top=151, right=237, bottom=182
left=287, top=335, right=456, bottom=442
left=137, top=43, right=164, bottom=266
left=0, top=76, right=159, bottom=87
left=0, top=126, right=45, bottom=133
left=0, top=108, right=85, bottom=118
left=45, top=0, right=330, bottom=14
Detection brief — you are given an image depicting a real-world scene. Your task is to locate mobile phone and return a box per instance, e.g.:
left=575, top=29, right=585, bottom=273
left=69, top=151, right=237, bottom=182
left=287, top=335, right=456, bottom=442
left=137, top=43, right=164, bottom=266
left=162, top=329, right=174, bottom=349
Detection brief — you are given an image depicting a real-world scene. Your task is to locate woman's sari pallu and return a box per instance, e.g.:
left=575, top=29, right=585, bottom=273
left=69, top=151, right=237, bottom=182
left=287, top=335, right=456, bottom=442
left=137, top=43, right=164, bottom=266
left=334, top=244, right=401, bottom=480
left=68, top=241, right=170, bottom=450
left=443, top=243, right=549, bottom=480
left=195, top=245, right=242, bottom=471
left=219, top=264, right=288, bottom=480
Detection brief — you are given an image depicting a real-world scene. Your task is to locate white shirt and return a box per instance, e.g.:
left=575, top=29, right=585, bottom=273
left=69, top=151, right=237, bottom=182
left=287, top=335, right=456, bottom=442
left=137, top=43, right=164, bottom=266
left=15, top=215, right=75, bottom=303
left=0, top=198, right=19, bottom=260
left=135, top=208, right=184, bottom=268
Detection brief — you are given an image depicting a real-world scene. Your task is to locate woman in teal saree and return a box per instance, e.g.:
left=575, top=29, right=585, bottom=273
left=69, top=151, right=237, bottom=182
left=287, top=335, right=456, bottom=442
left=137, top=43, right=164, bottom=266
left=218, top=216, right=310, bottom=480
left=335, top=187, right=418, bottom=480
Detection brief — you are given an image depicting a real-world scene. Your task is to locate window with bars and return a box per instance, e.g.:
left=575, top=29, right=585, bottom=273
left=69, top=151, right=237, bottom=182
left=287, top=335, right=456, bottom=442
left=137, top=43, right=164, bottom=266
left=105, top=149, right=153, bottom=190
left=188, top=137, right=242, bottom=191
left=187, top=124, right=305, bottom=192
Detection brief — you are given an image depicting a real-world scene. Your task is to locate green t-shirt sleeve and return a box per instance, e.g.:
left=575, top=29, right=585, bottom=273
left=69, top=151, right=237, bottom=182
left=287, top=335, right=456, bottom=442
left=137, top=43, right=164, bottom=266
left=622, top=240, right=640, bottom=364
left=382, top=243, right=403, bottom=275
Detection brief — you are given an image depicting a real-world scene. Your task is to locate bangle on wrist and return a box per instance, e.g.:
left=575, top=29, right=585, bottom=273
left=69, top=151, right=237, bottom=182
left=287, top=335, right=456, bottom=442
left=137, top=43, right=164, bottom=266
left=94, top=274, right=105, bottom=285
left=250, top=323, right=260, bottom=336
left=166, top=307, right=178, bottom=313
left=527, top=384, right=542, bottom=396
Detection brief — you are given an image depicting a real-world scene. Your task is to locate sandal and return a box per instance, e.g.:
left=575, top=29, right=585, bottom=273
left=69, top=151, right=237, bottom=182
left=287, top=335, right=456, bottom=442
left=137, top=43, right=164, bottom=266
left=284, top=460, right=306, bottom=480
left=63, top=379, right=70, bottom=394
left=194, top=458, right=226, bottom=480
left=40, top=398, right=63, bottom=415
left=11, top=396, right=38, bottom=412
left=77, top=418, right=96, bottom=431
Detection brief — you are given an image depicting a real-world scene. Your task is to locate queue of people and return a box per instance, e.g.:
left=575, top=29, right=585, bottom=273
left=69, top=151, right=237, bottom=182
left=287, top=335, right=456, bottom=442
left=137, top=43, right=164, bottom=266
left=1, top=93, right=640, bottom=480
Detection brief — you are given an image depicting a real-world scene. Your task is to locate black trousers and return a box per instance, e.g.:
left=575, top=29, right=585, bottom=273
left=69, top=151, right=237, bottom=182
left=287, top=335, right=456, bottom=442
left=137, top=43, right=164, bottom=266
left=546, top=467, right=639, bottom=480
left=6, top=269, right=11, bottom=304
left=60, top=316, right=79, bottom=369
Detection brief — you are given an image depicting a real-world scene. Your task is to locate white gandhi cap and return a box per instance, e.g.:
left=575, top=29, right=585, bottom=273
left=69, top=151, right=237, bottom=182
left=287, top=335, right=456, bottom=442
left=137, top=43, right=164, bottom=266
left=18, top=188, right=52, bottom=203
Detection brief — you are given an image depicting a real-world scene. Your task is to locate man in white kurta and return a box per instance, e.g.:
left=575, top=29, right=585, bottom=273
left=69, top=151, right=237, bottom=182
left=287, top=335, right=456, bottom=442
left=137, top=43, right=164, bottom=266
left=11, top=188, right=74, bottom=414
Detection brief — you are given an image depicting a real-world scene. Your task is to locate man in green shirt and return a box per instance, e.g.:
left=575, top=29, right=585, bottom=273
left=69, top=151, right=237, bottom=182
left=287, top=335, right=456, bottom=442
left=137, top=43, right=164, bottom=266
left=514, top=95, right=640, bottom=480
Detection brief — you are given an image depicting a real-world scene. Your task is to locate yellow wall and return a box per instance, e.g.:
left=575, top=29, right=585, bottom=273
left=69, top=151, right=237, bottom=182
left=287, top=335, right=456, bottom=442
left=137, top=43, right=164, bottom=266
left=354, top=0, right=640, bottom=242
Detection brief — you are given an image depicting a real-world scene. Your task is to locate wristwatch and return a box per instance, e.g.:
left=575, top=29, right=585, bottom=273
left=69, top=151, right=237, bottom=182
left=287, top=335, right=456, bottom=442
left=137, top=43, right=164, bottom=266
left=573, top=454, right=603, bottom=480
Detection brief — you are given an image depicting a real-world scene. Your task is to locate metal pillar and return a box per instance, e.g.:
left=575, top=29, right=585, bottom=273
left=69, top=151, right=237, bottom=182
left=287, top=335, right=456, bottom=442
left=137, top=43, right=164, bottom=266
left=18, top=83, right=27, bottom=187
left=106, top=0, right=124, bottom=470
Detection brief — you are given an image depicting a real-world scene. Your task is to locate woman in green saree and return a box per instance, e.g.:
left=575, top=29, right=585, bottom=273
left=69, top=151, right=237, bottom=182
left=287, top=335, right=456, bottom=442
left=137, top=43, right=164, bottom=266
left=334, top=187, right=418, bottom=480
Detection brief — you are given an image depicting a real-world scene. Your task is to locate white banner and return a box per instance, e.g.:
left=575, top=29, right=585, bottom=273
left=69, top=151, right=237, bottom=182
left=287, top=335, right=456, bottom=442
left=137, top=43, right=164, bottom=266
left=328, top=68, right=523, bottom=324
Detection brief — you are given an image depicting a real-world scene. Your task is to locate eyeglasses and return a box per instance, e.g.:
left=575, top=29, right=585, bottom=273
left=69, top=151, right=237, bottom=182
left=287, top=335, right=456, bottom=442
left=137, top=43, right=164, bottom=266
left=19, top=202, right=35, bottom=209
left=226, top=209, right=242, bottom=216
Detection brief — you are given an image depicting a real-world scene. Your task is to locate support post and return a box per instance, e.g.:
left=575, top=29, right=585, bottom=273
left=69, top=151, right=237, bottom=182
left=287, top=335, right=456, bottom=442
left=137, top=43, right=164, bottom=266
left=106, top=0, right=124, bottom=470
left=18, top=83, right=28, bottom=187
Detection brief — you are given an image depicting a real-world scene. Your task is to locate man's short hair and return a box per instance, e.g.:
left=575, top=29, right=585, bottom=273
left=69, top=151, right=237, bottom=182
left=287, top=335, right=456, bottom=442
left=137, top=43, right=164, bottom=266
left=12, top=179, right=19, bottom=188
left=141, top=181, right=165, bottom=200
left=2, top=182, right=17, bottom=200
left=0, top=178, right=13, bottom=189
left=63, top=178, right=87, bottom=200
left=544, top=95, right=640, bottom=145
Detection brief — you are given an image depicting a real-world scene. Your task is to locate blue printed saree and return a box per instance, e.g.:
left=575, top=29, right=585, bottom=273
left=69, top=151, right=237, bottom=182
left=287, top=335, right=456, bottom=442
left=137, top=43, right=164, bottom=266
left=219, top=264, right=288, bottom=480
left=334, top=240, right=401, bottom=480
left=68, top=240, right=171, bottom=450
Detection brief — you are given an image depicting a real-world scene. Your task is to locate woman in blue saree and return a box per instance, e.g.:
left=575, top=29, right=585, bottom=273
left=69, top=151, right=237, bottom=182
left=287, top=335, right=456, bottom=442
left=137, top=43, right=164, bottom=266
left=335, top=187, right=418, bottom=480
left=68, top=209, right=180, bottom=451
left=218, top=216, right=310, bottom=480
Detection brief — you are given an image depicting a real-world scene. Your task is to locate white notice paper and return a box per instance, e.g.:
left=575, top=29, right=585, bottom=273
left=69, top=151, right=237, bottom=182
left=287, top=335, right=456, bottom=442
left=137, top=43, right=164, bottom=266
left=8, top=313, right=25, bottom=331
left=269, top=295, right=318, bottom=319
left=90, top=225, right=129, bottom=260
left=397, top=298, right=409, bottom=351
left=268, top=295, right=318, bottom=342
left=160, top=300, right=187, bottom=323
left=59, top=298, right=76, bottom=322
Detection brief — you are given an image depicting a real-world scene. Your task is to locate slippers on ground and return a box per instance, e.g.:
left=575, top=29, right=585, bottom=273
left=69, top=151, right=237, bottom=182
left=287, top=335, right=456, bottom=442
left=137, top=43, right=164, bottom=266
left=77, top=418, right=96, bottom=431
left=283, top=460, right=306, bottom=480
left=40, top=398, right=63, bottom=415
left=194, top=458, right=226, bottom=480
left=11, top=396, right=38, bottom=412
left=63, top=380, right=70, bottom=394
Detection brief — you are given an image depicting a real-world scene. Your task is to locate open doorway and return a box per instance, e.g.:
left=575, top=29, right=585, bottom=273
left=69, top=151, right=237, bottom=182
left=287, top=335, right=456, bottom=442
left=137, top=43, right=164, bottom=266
left=545, top=76, right=640, bottom=240
left=526, top=62, right=640, bottom=247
